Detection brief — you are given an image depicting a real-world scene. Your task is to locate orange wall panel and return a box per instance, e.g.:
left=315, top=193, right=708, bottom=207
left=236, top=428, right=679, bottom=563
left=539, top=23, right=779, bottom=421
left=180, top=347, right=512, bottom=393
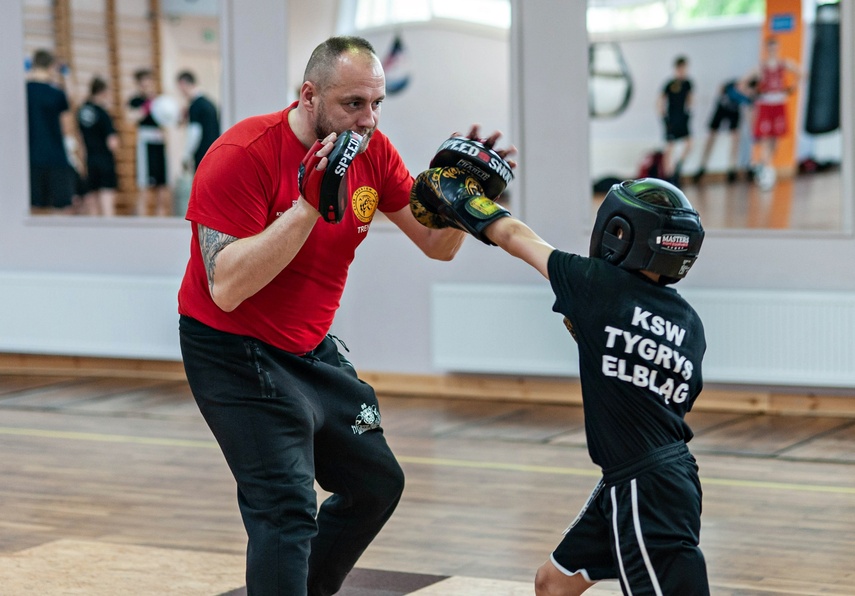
left=762, top=0, right=804, bottom=170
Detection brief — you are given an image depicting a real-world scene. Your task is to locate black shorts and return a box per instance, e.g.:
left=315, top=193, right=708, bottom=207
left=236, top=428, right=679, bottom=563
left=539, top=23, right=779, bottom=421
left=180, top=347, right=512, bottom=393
left=551, top=443, right=709, bottom=595
left=664, top=114, right=690, bottom=141
left=141, top=142, right=167, bottom=187
left=30, top=164, right=74, bottom=209
left=708, top=105, right=741, bottom=131
left=86, top=154, right=118, bottom=190
left=148, top=143, right=166, bottom=186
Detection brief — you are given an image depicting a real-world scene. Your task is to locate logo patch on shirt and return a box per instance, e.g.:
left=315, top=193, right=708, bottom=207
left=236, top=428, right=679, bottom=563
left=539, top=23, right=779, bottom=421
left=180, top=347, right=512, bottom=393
left=657, top=233, right=690, bottom=252
left=352, top=403, right=381, bottom=435
left=352, top=186, right=379, bottom=223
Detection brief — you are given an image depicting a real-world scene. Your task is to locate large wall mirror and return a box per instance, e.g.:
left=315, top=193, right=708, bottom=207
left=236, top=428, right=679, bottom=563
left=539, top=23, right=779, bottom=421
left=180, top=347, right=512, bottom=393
left=19, top=0, right=848, bottom=236
left=22, top=0, right=221, bottom=218
left=587, top=0, right=847, bottom=233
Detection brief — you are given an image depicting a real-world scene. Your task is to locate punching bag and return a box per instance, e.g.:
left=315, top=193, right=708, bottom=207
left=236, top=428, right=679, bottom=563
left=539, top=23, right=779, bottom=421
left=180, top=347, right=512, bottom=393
left=804, top=3, right=840, bottom=134
left=589, top=42, right=633, bottom=118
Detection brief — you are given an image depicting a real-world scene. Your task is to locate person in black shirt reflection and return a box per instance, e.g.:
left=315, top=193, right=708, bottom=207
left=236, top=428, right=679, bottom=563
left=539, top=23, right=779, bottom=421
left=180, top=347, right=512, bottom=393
left=176, top=70, right=221, bottom=173
left=26, top=48, right=76, bottom=213
left=657, top=56, right=694, bottom=185
left=78, top=76, right=119, bottom=216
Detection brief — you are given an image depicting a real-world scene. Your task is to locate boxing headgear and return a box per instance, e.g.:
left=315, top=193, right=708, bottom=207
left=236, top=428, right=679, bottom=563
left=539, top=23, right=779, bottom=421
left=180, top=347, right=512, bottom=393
left=589, top=178, right=704, bottom=284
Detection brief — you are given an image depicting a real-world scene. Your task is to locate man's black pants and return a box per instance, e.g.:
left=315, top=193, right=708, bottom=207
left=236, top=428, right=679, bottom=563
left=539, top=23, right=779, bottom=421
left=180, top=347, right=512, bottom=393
left=179, top=316, right=405, bottom=595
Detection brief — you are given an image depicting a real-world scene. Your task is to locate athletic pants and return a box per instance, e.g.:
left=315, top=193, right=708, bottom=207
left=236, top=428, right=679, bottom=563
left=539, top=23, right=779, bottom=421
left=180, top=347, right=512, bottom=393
left=179, top=315, right=405, bottom=596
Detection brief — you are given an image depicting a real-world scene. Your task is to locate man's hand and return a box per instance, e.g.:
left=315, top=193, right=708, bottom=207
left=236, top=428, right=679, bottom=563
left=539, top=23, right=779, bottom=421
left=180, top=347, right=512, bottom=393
left=461, top=125, right=518, bottom=170
left=298, top=130, right=363, bottom=223
left=429, top=126, right=517, bottom=199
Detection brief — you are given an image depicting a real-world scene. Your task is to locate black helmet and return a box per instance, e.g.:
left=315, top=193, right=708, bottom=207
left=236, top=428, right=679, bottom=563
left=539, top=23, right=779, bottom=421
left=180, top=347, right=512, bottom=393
left=589, top=178, right=704, bottom=284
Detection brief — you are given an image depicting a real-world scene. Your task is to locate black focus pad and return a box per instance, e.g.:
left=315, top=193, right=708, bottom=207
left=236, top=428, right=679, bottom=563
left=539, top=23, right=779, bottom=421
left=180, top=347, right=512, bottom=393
left=429, top=136, right=514, bottom=199
left=298, top=130, right=363, bottom=223
left=410, top=167, right=510, bottom=245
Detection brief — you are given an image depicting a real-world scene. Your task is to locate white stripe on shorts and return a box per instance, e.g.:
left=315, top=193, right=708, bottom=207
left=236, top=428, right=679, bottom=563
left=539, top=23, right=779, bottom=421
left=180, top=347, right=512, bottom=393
left=610, top=486, right=632, bottom=595
left=611, top=480, right=664, bottom=596
left=548, top=553, right=594, bottom=583
left=631, top=478, right=663, bottom=596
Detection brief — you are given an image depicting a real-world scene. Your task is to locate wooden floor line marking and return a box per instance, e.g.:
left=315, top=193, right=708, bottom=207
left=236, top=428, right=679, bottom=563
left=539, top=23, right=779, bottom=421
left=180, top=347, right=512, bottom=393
left=0, top=426, right=217, bottom=449
left=1, top=426, right=853, bottom=494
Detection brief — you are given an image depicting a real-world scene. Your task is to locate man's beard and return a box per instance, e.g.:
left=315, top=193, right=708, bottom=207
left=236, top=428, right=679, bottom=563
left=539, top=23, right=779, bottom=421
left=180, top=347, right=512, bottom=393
left=314, top=102, right=373, bottom=152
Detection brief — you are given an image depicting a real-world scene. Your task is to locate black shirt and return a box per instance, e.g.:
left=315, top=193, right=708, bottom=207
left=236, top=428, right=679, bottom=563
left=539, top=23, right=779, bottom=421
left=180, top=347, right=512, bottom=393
left=662, top=78, right=692, bottom=117
left=188, top=94, right=221, bottom=167
left=26, top=80, right=69, bottom=167
left=129, top=94, right=159, bottom=128
left=77, top=101, right=116, bottom=159
left=548, top=251, right=706, bottom=470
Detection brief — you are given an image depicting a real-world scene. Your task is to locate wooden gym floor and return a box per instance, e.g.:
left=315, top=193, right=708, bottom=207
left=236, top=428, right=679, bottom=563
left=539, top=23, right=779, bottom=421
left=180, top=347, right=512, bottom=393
left=592, top=169, right=843, bottom=232
left=683, top=169, right=843, bottom=231
left=0, top=373, right=853, bottom=595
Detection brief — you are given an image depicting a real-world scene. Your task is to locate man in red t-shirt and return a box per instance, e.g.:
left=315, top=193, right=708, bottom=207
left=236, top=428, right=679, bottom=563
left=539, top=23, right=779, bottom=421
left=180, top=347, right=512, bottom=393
left=178, top=36, right=514, bottom=595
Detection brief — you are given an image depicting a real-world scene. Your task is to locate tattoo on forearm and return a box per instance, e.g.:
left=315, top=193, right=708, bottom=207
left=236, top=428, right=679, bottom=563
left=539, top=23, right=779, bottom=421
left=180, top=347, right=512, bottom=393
left=198, top=225, right=238, bottom=292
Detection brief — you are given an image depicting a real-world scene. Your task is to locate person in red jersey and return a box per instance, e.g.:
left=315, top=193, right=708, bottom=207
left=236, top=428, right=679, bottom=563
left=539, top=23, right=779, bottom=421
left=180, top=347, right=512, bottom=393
left=177, top=36, right=514, bottom=596
left=747, top=36, right=801, bottom=189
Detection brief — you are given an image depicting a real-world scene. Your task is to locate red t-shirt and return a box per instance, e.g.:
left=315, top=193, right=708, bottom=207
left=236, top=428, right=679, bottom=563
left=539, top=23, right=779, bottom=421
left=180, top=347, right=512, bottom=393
left=178, top=103, right=413, bottom=353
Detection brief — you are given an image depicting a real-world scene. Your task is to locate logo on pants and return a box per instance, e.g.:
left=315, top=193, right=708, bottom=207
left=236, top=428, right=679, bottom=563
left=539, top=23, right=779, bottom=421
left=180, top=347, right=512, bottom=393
left=352, top=403, right=381, bottom=435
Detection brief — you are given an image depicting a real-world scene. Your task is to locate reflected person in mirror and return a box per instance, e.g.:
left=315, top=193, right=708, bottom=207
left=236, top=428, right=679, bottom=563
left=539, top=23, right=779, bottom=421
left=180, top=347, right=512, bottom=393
left=26, top=48, right=76, bottom=214
left=127, top=68, right=172, bottom=216
left=658, top=55, right=694, bottom=186
left=175, top=70, right=220, bottom=174
left=77, top=76, right=119, bottom=216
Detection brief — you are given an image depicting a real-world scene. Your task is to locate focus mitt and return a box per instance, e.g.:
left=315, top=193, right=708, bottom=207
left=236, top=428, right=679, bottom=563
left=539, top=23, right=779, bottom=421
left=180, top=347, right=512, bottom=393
left=429, top=136, right=514, bottom=199
left=410, top=167, right=510, bottom=245
left=299, top=130, right=363, bottom=223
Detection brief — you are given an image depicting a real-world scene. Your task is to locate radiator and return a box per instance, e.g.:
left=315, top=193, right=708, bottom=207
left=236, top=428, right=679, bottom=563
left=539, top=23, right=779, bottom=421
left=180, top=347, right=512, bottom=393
left=431, top=283, right=855, bottom=388
left=0, top=272, right=182, bottom=360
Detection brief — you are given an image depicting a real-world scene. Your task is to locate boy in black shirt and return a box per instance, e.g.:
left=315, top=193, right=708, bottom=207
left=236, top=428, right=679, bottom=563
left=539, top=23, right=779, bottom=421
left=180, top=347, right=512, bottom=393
left=658, top=56, right=694, bottom=185
left=78, top=77, right=119, bottom=215
left=412, top=172, right=709, bottom=595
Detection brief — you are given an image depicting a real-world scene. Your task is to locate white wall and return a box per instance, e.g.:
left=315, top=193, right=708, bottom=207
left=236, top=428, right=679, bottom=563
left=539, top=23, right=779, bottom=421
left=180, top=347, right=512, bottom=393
left=2, top=1, right=855, bottom=389
left=358, top=23, right=511, bottom=176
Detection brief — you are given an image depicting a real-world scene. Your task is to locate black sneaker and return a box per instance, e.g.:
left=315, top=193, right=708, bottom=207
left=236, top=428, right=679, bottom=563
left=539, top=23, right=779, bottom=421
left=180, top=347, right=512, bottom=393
left=692, top=168, right=705, bottom=184
left=727, top=170, right=737, bottom=183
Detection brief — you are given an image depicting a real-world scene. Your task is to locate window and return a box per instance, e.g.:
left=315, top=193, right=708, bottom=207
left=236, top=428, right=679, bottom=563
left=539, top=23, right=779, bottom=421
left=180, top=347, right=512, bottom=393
left=586, top=0, right=839, bottom=34
left=346, top=0, right=511, bottom=31
left=587, top=0, right=766, bottom=34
